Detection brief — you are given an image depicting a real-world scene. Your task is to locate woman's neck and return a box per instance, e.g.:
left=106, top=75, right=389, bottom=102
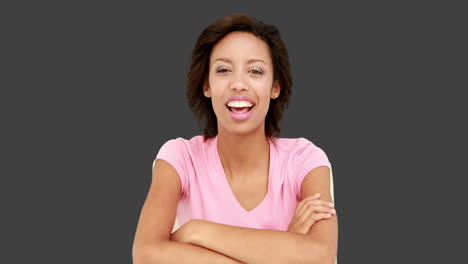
left=216, top=129, right=270, bottom=182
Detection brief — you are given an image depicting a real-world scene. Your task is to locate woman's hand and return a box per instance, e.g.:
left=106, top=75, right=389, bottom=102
left=287, top=193, right=336, bottom=235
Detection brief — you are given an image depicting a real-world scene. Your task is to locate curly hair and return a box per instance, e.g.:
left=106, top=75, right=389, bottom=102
left=186, top=14, right=292, bottom=140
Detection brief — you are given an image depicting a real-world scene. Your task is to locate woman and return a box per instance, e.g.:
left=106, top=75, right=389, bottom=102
left=133, top=14, right=338, bottom=264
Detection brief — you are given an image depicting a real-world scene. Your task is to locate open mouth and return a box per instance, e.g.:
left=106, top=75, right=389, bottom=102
left=226, top=105, right=254, bottom=114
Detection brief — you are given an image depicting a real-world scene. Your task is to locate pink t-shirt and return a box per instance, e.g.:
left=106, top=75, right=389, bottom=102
left=155, top=135, right=331, bottom=231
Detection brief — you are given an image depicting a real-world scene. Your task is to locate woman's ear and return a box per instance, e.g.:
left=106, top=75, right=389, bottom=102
left=203, top=83, right=211, bottom=98
left=271, top=80, right=280, bottom=99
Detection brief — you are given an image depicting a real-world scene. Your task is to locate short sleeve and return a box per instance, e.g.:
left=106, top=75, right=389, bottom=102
left=293, top=139, right=332, bottom=200
left=155, top=138, right=189, bottom=196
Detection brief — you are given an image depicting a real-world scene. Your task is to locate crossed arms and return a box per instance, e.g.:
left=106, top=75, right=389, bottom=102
left=133, top=160, right=337, bottom=264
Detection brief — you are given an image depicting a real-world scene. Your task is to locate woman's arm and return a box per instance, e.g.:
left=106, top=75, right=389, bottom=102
left=174, top=166, right=337, bottom=264
left=180, top=219, right=325, bottom=264
left=133, top=159, right=245, bottom=264
left=300, top=166, right=338, bottom=263
left=135, top=241, right=245, bottom=264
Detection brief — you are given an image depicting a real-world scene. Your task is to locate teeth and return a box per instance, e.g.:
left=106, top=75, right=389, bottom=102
left=227, top=101, right=253, bottom=108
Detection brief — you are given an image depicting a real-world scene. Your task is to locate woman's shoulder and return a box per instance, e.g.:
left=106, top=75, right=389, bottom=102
left=159, top=135, right=213, bottom=153
left=274, top=136, right=323, bottom=152
left=273, top=137, right=331, bottom=172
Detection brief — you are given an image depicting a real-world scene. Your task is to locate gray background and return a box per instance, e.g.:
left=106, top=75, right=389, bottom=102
left=2, top=1, right=466, bottom=263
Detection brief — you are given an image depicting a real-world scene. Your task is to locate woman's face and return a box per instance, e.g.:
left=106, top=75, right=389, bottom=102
left=204, top=31, right=280, bottom=136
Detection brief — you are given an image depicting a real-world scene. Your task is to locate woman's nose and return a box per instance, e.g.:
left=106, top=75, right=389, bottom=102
left=229, top=71, right=248, bottom=92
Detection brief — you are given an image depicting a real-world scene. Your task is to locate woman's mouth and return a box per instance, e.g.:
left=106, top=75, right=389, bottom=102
left=226, top=102, right=255, bottom=121
left=227, top=106, right=254, bottom=114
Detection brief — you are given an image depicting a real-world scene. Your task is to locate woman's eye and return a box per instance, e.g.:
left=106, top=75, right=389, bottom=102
left=249, top=69, right=263, bottom=75
left=215, top=68, right=263, bottom=74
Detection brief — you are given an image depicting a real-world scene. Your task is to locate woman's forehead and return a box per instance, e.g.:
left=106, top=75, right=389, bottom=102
left=210, top=32, right=272, bottom=65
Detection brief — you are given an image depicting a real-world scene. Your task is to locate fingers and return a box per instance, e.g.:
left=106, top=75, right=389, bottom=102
left=291, top=210, right=335, bottom=234
left=289, top=194, right=336, bottom=235
left=291, top=211, right=334, bottom=235
left=305, top=212, right=333, bottom=225
left=298, top=204, right=335, bottom=223
left=296, top=195, right=335, bottom=217
left=294, top=193, right=320, bottom=217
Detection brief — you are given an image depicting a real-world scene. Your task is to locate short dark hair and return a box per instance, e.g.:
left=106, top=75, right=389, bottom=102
left=186, top=13, right=292, bottom=140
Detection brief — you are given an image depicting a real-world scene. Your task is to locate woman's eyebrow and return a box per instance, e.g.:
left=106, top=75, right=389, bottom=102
left=213, top=58, right=266, bottom=65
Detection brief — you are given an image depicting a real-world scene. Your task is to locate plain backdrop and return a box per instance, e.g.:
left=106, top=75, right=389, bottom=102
left=2, top=1, right=466, bottom=263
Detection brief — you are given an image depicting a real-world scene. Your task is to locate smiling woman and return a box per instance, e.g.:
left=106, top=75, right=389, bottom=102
left=133, top=14, right=338, bottom=264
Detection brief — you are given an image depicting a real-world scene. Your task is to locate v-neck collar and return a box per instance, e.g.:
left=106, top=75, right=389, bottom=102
left=213, top=135, right=274, bottom=215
